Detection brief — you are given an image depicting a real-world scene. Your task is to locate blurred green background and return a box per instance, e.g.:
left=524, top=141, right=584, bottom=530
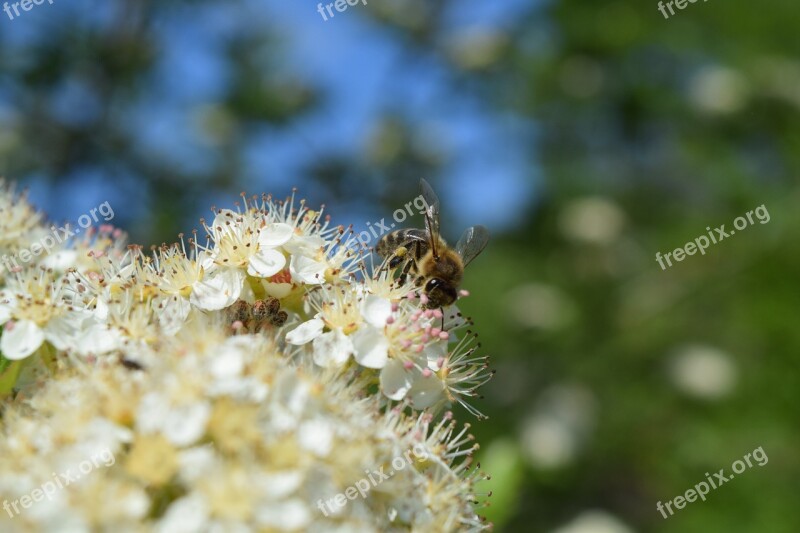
left=1, top=0, right=798, bottom=531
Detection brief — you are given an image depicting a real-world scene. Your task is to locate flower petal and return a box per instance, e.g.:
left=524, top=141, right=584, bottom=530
left=256, top=499, right=311, bottom=530
left=264, top=282, right=293, bottom=299
left=361, top=295, right=392, bottom=328
left=163, top=402, right=211, bottom=447
left=297, top=419, right=334, bottom=457
left=74, top=323, right=121, bottom=355
left=247, top=248, right=286, bottom=278
left=423, top=339, right=449, bottom=371
left=312, top=329, right=353, bottom=368
left=352, top=326, right=389, bottom=369
left=190, top=269, right=243, bottom=311
left=409, top=374, right=445, bottom=409
left=289, top=255, right=327, bottom=285
left=156, top=493, right=209, bottom=533
left=41, top=250, right=78, bottom=271
left=1, top=319, right=45, bottom=360
left=43, top=310, right=91, bottom=351
left=211, top=209, right=239, bottom=239
left=258, top=223, right=294, bottom=247
left=380, top=359, right=413, bottom=400
left=156, top=296, right=192, bottom=336
left=259, top=471, right=304, bottom=499
left=0, top=304, right=11, bottom=325
left=285, top=317, right=324, bottom=345
left=284, top=235, right=325, bottom=257
left=93, top=298, right=109, bottom=321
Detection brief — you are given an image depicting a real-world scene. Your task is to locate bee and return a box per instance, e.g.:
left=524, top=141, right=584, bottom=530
left=376, top=179, right=489, bottom=309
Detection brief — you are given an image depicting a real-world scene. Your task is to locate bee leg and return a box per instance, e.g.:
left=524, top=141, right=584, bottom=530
left=387, top=245, right=410, bottom=271
left=376, top=253, right=392, bottom=273
left=406, top=239, right=426, bottom=287
left=397, top=259, right=413, bottom=286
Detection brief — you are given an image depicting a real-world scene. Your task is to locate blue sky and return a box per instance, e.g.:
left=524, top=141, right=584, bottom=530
left=1, top=0, right=540, bottom=238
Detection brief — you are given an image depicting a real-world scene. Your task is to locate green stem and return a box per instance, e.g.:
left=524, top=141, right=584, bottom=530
left=247, top=275, right=267, bottom=300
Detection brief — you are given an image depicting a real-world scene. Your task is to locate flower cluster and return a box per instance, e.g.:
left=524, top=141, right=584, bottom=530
left=0, top=186, right=492, bottom=531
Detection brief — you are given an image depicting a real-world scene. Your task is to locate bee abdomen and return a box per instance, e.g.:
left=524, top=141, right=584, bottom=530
left=376, top=230, right=406, bottom=258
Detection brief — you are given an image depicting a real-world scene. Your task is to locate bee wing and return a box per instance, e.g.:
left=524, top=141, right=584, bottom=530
left=455, top=225, right=490, bottom=267
left=401, top=228, right=431, bottom=244
left=419, top=179, right=441, bottom=256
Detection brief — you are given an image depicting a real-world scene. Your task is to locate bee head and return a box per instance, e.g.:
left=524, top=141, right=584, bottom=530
left=423, top=278, right=458, bottom=309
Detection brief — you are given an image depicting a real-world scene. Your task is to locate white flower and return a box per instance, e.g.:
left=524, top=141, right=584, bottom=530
left=151, top=246, right=208, bottom=327
left=286, top=291, right=395, bottom=369
left=668, top=345, right=737, bottom=400
left=0, top=180, right=44, bottom=251
left=155, top=294, right=193, bottom=336
left=0, top=186, right=493, bottom=532
left=190, top=267, right=245, bottom=311
left=289, top=254, right=327, bottom=285
left=0, top=319, right=44, bottom=360
left=0, top=272, right=93, bottom=360
left=192, top=210, right=295, bottom=310
left=408, top=371, right=446, bottom=409
left=285, top=317, right=324, bottom=345
left=209, top=336, right=250, bottom=379
left=312, top=328, right=354, bottom=368
left=283, top=234, right=325, bottom=258
left=136, top=392, right=212, bottom=447
left=351, top=326, right=390, bottom=368
left=297, top=418, right=335, bottom=457
left=41, top=249, right=79, bottom=271
left=210, top=209, right=290, bottom=277
left=361, top=294, right=392, bottom=327
left=380, top=359, right=415, bottom=401
left=156, top=493, right=209, bottom=533
left=73, top=321, right=122, bottom=356
left=552, top=510, right=633, bottom=533
left=256, top=499, right=311, bottom=531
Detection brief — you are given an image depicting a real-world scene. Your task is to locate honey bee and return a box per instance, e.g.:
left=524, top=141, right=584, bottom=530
left=376, top=179, right=489, bottom=308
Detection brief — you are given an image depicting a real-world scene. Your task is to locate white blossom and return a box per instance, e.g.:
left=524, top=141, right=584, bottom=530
left=0, top=185, right=492, bottom=532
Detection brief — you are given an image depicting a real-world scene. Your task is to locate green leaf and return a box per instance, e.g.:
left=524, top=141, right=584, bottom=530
left=0, top=356, right=22, bottom=398
left=38, top=342, right=58, bottom=375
